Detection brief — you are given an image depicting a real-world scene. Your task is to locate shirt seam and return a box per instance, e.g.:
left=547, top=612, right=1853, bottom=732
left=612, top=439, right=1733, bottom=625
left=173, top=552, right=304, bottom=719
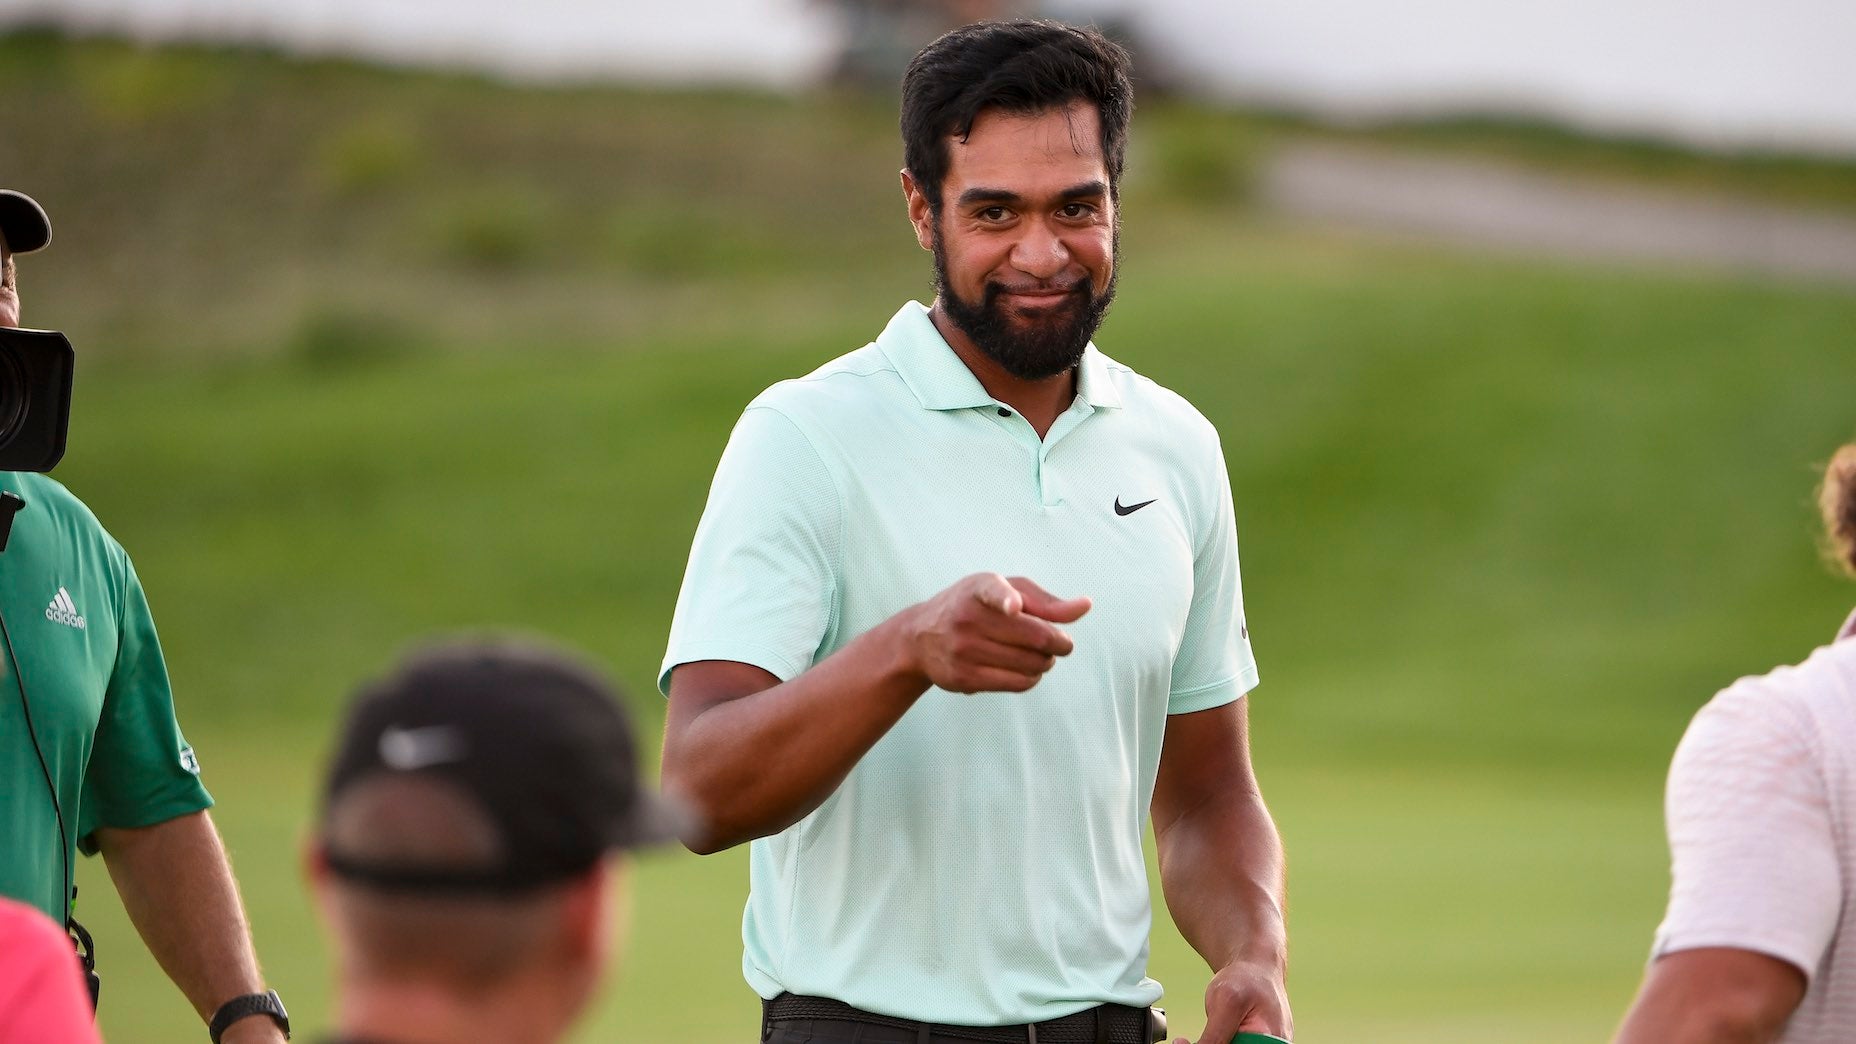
left=1652, top=932, right=1821, bottom=985
left=741, top=403, right=844, bottom=982
left=1169, top=664, right=1260, bottom=704
left=742, top=405, right=847, bottom=654
left=786, top=356, right=899, bottom=386
left=662, top=641, right=812, bottom=688
left=1191, top=434, right=1229, bottom=561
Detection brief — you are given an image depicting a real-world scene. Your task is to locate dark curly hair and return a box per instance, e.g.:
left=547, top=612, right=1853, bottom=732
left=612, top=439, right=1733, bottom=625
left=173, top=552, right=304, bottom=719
left=901, top=20, right=1134, bottom=215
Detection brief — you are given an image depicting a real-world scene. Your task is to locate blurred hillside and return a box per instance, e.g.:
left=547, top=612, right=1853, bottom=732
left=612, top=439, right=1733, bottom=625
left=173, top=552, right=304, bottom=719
left=7, top=30, right=1856, bottom=366
left=2, top=30, right=913, bottom=364
left=4, top=30, right=1855, bottom=1044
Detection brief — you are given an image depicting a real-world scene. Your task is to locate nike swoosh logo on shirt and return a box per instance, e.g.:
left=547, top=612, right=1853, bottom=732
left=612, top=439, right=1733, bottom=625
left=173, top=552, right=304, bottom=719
left=1114, top=497, right=1156, bottom=516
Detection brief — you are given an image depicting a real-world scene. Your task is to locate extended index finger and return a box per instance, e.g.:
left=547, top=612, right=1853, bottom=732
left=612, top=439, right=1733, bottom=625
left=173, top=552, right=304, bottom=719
left=1006, top=575, right=1091, bottom=623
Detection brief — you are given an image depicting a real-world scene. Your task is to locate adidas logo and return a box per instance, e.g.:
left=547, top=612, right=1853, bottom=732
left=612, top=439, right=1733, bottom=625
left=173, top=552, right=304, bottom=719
left=46, top=587, right=86, bottom=630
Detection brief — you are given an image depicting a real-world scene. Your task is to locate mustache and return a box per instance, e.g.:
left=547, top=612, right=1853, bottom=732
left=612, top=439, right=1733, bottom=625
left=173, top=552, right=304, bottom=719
left=984, top=279, right=1090, bottom=300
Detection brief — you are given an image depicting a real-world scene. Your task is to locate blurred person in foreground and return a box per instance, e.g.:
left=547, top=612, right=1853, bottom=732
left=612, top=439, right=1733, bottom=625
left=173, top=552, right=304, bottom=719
left=306, top=639, right=683, bottom=1044
left=1615, top=441, right=1856, bottom=1044
left=660, top=21, right=1289, bottom=1044
left=1, top=187, right=288, bottom=1042
left=0, top=895, right=102, bottom=1044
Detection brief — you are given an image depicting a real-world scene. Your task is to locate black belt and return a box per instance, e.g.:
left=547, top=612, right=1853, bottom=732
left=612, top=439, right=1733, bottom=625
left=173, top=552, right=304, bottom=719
left=762, top=993, right=1166, bottom=1044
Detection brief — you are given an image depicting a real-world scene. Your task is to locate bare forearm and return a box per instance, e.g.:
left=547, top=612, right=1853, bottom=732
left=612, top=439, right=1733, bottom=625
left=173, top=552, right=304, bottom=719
left=1614, top=950, right=1804, bottom=1044
left=1617, top=998, right=1786, bottom=1044
left=1149, top=702, right=1290, bottom=1040
left=1156, top=787, right=1287, bottom=972
left=664, top=612, right=931, bottom=851
left=1617, top=1012, right=1771, bottom=1044
left=95, top=811, right=269, bottom=1026
left=665, top=573, right=1087, bottom=853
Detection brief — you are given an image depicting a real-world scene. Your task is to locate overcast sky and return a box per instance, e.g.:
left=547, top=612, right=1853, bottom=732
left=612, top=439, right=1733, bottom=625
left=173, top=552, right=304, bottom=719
left=1055, top=0, right=1856, bottom=153
left=10, top=0, right=1854, bottom=154
left=4, top=0, right=843, bottom=84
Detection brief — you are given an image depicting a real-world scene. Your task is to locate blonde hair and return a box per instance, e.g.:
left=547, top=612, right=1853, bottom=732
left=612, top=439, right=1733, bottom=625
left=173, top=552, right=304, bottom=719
left=1821, top=443, right=1856, bottom=576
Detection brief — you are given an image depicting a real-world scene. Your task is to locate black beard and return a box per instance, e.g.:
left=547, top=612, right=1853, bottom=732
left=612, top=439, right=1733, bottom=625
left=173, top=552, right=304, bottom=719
left=931, top=226, right=1118, bottom=382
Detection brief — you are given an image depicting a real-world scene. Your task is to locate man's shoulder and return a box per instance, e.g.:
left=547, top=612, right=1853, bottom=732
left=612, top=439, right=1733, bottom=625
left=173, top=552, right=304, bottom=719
left=1693, top=635, right=1856, bottom=758
left=1763, top=635, right=1856, bottom=725
left=0, top=471, right=119, bottom=546
left=1091, top=349, right=1223, bottom=443
left=3, top=470, right=94, bottom=514
left=745, top=341, right=903, bottom=424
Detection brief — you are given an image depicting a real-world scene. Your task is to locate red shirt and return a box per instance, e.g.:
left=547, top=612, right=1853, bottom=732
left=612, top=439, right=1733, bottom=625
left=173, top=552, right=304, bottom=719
left=0, top=897, right=101, bottom=1043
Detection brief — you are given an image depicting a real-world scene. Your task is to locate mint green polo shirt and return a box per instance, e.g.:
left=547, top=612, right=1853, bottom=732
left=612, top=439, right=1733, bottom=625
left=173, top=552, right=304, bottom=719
left=661, top=301, right=1258, bottom=1025
left=0, top=472, right=211, bottom=924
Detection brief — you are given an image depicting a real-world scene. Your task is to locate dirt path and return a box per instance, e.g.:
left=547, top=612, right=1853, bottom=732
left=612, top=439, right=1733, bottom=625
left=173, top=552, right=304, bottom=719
left=1260, top=142, right=1856, bottom=286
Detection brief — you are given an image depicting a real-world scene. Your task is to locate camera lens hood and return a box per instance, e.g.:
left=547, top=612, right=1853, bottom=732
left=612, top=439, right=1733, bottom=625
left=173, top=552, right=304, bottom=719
left=0, top=327, right=74, bottom=472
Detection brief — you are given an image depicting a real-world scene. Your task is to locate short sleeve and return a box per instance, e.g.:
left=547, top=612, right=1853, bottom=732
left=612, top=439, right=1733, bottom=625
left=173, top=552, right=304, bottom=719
left=1650, top=683, right=1841, bottom=981
left=659, top=405, right=842, bottom=695
left=76, top=557, right=212, bottom=848
left=1167, top=441, right=1259, bottom=715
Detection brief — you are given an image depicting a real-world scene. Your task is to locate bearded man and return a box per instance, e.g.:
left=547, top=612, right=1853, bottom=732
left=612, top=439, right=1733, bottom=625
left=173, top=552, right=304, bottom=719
left=659, top=21, right=1291, bottom=1044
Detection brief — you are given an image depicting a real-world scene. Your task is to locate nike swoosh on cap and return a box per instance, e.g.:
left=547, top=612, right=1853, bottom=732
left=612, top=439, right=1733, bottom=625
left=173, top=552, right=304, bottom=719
left=378, top=724, right=469, bottom=771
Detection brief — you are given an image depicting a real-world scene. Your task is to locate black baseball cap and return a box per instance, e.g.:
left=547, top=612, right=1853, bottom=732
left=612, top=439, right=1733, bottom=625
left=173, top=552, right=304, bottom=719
left=319, top=638, right=688, bottom=895
left=0, top=191, right=51, bottom=254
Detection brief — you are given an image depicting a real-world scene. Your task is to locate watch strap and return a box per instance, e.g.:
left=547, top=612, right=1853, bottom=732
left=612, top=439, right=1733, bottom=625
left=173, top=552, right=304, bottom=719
left=209, top=990, right=290, bottom=1043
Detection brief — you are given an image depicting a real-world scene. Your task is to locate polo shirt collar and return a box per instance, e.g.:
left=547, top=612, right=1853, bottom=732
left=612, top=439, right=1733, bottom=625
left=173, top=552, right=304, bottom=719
left=1074, top=341, right=1121, bottom=410
left=878, top=301, right=1122, bottom=412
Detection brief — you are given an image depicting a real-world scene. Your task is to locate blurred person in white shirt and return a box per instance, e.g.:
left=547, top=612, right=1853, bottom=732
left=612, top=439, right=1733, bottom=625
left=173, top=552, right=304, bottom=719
left=1615, top=440, right=1856, bottom=1044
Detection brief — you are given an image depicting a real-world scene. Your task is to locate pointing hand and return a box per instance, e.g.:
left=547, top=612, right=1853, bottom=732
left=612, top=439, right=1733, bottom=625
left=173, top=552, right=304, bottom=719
left=906, top=573, right=1091, bottom=694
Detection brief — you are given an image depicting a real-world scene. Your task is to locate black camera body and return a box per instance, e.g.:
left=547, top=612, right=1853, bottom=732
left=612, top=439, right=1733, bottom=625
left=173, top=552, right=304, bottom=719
left=0, top=327, right=74, bottom=472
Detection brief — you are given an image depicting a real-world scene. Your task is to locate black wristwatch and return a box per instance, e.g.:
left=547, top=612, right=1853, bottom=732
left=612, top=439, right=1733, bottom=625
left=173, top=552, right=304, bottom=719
left=209, top=990, right=290, bottom=1043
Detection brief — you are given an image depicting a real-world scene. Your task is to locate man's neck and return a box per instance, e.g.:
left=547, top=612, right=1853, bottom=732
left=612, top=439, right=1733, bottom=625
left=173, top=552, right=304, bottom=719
left=927, top=300, right=1077, bottom=439
left=334, top=976, right=571, bottom=1044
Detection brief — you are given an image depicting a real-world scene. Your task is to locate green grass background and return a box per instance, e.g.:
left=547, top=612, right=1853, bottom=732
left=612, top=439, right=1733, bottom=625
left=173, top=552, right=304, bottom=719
left=5, top=30, right=1854, bottom=1043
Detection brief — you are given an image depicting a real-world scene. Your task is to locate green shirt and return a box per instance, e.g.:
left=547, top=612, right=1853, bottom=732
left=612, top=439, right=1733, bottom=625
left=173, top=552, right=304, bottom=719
left=0, top=472, right=211, bottom=924
left=662, top=302, right=1258, bottom=1025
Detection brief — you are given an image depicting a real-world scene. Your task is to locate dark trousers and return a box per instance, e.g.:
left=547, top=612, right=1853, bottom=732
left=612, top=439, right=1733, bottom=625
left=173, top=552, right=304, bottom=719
left=765, top=1019, right=1020, bottom=1043
left=760, top=994, right=1162, bottom=1044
